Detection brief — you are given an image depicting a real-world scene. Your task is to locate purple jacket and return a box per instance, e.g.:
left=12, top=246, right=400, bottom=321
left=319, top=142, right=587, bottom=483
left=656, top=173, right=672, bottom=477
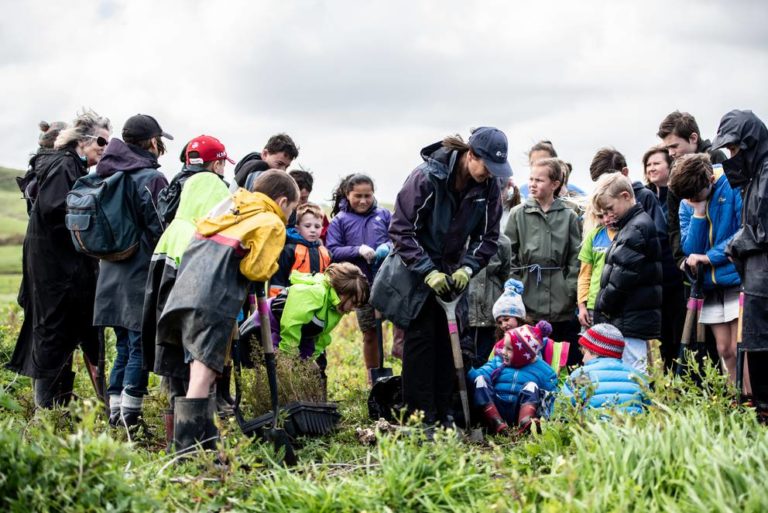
left=326, top=199, right=391, bottom=282
left=390, top=142, right=502, bottom=276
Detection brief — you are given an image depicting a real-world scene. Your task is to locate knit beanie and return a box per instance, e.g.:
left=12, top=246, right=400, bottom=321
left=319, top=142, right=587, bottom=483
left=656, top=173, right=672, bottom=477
left=579, top=323, right=625, bottom=359
left=492, top=279, right=526, bottom=321
left=504, top=320, right=552, bottom=368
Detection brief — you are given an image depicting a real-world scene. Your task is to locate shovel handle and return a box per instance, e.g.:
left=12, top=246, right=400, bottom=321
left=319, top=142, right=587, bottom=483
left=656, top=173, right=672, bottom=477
left=253, top=283, right=274, bottom=356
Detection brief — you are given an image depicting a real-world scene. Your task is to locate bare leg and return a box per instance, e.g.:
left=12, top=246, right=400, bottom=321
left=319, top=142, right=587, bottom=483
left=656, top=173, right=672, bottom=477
left=187, top=360, right=217, bottom=399
left=711, top=322, right=737, bottom=384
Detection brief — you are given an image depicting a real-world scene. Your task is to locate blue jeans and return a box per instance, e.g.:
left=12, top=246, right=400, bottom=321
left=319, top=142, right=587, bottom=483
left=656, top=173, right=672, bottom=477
left=107, top=327, right=149, bottom=398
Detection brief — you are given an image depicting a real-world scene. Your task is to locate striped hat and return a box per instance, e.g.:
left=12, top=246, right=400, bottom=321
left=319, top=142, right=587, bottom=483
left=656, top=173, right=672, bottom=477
left=579, top=323, right=625, bottom=359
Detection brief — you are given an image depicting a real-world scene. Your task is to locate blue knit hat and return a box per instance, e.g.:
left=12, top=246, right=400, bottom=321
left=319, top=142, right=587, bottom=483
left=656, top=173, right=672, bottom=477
left=492, top=279, right=526, bottom=320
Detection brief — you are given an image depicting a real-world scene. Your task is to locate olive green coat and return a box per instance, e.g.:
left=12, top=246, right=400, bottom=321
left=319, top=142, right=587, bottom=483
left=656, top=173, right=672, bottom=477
left=504, top=197, right=581, bottom=323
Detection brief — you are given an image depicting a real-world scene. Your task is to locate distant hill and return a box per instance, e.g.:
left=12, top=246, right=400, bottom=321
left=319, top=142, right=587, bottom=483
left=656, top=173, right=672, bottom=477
left=0, top=166, right=28, bottom=243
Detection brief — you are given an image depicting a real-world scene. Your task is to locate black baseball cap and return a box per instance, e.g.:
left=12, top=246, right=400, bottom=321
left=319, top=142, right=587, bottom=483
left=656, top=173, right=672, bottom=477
left=122, top=114, right=174, bottom=141
left=468, top=126, right=513, bottom=178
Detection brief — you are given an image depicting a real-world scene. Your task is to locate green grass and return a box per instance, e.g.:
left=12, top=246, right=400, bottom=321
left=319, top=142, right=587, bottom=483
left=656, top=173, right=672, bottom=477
left=0, top=167, right=27, bottom=242
left=0, top=304, right=765, bottom=512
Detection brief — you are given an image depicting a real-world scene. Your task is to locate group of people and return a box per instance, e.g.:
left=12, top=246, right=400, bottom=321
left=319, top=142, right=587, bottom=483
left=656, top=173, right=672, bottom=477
left=6, top=106, right=768, bottom=453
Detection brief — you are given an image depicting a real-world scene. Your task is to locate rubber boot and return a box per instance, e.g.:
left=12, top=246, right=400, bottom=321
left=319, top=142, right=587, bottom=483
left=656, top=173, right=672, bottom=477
left=33, top=377, right=59, bottom=409
left=163, top=408, right=174, bottom=453
left=481, top=403, right=508, bottom=434
left=517, top=403, right=538, bottom=434
left=53, top=370, right=76, bottom=407
left=108, top=394, right=122, bottom=427
left=173, top=395, right=218, bottom=454
left=120, top=392, right=144, bottom=434
left=216, top=366, right=235, bottom=416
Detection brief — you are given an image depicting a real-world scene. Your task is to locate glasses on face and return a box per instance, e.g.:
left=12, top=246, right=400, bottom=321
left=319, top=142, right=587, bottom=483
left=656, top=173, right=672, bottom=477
left=85, top=135, right=109, bottom=147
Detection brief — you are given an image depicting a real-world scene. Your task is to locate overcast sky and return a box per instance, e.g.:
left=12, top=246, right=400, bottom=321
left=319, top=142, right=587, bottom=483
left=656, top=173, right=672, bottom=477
left=1, top=0, right=766, bottom=203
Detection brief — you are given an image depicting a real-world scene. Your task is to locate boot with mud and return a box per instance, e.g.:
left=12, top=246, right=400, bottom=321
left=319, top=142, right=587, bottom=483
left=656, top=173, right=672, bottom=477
left=517, top=402, right=539, bottom=434
left=216, top=365, right=235, bottom=416
left=173, top=395, right=218, bottom=455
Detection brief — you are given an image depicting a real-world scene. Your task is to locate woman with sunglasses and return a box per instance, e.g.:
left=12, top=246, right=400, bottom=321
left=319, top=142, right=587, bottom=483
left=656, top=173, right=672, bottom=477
left=8, top=109, right=112, bottom=409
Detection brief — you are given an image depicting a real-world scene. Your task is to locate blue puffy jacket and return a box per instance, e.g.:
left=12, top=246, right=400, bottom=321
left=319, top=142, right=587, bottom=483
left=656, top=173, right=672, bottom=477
left=679, top=168, right=742, bottom=289
left=468, top=356, right=557, bottom=409
left=562, top=357, right=648, bottom=414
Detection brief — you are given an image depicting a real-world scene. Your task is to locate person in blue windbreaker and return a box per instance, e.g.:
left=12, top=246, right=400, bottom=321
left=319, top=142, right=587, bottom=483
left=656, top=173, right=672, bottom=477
left=563, top=323, right=649, bottom=415
left=671, top=154, right=742, bottom=386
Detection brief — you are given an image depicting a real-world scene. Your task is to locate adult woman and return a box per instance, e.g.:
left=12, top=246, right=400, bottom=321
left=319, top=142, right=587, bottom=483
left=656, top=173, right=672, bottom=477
left=8, top=109, right=111, bottom=408
left=371, top=127, right=510, bottom=428
left=643, top=145, right=673, bottom=217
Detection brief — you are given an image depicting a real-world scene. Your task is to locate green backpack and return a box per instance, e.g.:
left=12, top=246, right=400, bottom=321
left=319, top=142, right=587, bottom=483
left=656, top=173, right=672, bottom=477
left=65, top=171, right=141, bottom=261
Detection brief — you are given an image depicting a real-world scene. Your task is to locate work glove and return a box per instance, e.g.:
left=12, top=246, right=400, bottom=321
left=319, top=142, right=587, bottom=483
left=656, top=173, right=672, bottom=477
left=358, top=244, right=375, bottom=263
left=374, top=243, right=390, bottom=265
left=451, top=267, right=473, bottom=292
left=424, top=270, right=450, bottom=295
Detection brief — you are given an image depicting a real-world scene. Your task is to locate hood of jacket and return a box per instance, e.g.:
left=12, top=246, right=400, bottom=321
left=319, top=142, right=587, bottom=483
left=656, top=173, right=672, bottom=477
left=419, top=142, right=459, bottom=182
left=96, top=138, right=160, bottom=177
left=712, top=110, right=768, bottom=187
left=196, top=189, right=285, bottom=237
left=289, top=270, right=340, bottom=306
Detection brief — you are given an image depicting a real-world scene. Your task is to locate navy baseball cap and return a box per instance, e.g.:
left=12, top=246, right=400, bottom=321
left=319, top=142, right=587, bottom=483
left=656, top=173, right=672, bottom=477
left=468, top=127, right=513, bottom=178
left=122, top=114, right=174, bottom=142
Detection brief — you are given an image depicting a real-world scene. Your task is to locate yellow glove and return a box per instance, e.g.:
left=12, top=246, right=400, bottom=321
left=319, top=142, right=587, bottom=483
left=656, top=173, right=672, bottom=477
left=451, top=267, right=473, bottom=292
left=425, top=270, right=450, bottom=295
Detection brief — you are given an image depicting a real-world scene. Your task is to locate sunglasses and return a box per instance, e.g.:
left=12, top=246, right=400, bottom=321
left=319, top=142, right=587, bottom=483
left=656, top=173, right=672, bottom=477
left=85, top=135, right=109, bottom=147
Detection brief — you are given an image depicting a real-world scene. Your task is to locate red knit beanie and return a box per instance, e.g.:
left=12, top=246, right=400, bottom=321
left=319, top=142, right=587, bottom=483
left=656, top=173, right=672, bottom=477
left=578, top=323, right=625, bottom=359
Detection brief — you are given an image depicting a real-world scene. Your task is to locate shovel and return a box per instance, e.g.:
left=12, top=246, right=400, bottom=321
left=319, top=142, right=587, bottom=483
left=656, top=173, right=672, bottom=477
left=252, top=283, right=297, bottom=465
left=676, top=263, right=704, bottom=376
left=370, top=311, right=393, bottom=383
left=434, top=279, right=471, bottom=434
left=735, top=290, right=745, bottom=402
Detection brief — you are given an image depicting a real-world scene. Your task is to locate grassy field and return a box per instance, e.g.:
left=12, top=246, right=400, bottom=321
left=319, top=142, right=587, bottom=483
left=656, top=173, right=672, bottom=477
left=0, top=167, right=25, bottom=304
left=0, top=300, right=766, bottom=512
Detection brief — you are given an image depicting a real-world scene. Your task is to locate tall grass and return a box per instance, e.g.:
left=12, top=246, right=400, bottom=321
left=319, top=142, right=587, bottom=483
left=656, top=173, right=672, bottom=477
left=0, top=303, right=766, bottom=512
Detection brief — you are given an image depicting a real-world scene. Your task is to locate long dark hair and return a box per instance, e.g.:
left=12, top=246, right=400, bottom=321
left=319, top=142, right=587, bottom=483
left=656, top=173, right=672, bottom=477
left=330, top=173, right=374, bottom=217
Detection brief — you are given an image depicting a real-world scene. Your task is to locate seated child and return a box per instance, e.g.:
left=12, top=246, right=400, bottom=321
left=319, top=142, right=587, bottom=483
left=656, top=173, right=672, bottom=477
left=468, top=321, right=558, bottom=434
left=491, top=279, right=570, bottom=373
left=156, top=170, right=299, bottom=452
left=269, top=202, right=332, bottom=297
left=563, top=323, right=649, bottom=415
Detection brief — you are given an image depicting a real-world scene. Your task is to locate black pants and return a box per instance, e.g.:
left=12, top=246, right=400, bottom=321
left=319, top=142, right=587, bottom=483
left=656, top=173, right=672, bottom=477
left=550, top=319, right=582, bottom=367
left=468, top=326, right=497, bottom=363
left=660, top=282, right=686, bottom=369
left=402, top=296, right=454, bottom=423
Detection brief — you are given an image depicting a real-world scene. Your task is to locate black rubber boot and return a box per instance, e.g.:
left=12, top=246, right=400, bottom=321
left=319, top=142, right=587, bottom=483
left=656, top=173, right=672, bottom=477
left=33, top=377, right=58, bottom=409
left=216, top=366, right=235, bottom=416
left=120, top=392, right=147, bottom=436
left=54, top=370, right=76, bottom=407
left=173, top=396, right=218, bottom=454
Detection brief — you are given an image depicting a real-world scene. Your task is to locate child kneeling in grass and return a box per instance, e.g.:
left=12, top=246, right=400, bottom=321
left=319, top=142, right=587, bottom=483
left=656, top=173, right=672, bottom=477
left=563, top=323, right=649, bottom=414
left=156, top=170, right=299, bottom=453
left=468, top=321, right=558, bottom=434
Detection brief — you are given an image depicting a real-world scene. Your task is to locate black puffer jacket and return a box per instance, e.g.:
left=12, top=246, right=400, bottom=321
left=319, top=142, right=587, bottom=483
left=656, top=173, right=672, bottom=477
left=595, top=203, right=663, bottom=340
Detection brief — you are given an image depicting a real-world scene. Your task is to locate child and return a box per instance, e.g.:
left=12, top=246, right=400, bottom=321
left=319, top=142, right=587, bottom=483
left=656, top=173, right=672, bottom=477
left=563, top=323, right=648, bottom=414
left=270, top=264, right=370, bottom=362
left=289, top=170, right=330, bottom=241
left=592, top=173, right=663, bottom=372
left=577, top=204, right=616, bottom=329
left=141, top=135, right=231, bottom=443
left=505, top=157, right=582, bottom=364
left=671, top=154, right=742, bottom=384
left=492, top=278, right=527, bottom=337
left=326, top=174, right=392, bottom=381
left=468, top=321, right=558, bottom=433
left=269, top=202, right=332, bottom=297
left=156, top=170, right=299, bottom=453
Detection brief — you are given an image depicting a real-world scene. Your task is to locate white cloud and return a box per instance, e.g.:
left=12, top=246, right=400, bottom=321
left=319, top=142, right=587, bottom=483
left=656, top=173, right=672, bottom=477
left=1, top=0, right=766, bottom=202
